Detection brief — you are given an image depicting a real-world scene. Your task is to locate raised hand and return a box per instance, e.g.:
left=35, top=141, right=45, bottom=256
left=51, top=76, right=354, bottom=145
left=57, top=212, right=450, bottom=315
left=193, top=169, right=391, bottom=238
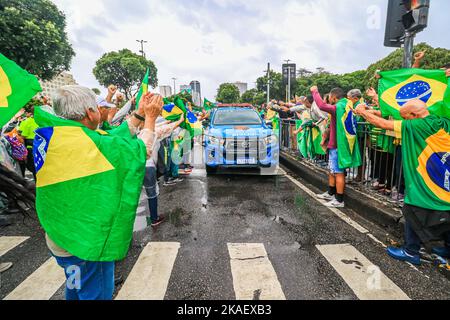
left=143, top=94, right=163, bottom=119
left=310, top=86, right=318, bottom=93
left=414, top=51, right=426, bottom=61
left=108, top=85, right=118, bottom=96
left=366, top=87, right=378, bottom=98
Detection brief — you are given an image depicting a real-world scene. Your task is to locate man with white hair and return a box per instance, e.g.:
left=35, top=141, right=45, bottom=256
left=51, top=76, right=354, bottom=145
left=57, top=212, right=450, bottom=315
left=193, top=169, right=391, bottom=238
left=33, top=85, right=162, bottom=300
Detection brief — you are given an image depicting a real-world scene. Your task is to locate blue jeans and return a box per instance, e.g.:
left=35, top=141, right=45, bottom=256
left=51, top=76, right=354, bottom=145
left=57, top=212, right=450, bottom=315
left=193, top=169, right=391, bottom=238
left=404, top=222, right=450, bottom=256
left=54, top=255, right=114, bottom=300
left=144, top=166, right=159, bottom=223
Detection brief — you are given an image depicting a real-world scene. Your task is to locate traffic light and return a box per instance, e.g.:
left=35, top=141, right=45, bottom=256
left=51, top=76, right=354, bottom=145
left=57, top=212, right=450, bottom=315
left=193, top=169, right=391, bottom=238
left=401, top=0, right=430, bottom=32
left=384, top=0, right=408, bottom=47
left=384, top=0, right=430, bottom=48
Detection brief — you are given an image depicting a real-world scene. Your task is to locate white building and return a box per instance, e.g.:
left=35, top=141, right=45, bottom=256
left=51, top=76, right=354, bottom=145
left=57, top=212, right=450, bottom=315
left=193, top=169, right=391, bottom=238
left=159, top=85, right=173, bottom=98
left=233, top=82, right=248, bottom=96
left=39, top=72, right=78, bottom=98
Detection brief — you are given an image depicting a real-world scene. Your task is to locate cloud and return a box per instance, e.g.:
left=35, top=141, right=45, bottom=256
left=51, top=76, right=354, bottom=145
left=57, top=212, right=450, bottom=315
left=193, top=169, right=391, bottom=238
left=51, top=0, right=450, bottom=99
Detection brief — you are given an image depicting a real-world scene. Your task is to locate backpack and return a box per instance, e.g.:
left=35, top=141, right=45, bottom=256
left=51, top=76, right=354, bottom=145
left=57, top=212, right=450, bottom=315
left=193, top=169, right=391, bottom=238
left=4, top=135, right=28, bottom=161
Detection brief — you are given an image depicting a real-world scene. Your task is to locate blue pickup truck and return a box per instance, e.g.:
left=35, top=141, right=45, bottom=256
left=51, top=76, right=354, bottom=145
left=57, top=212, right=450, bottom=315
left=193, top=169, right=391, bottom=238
left=204, top=106, right=279, bottom=175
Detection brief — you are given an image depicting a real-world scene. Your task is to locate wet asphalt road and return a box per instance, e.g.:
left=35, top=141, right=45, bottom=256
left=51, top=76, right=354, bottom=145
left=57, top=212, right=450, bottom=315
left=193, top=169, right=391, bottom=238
left=1, top=165, right=450, bottom=300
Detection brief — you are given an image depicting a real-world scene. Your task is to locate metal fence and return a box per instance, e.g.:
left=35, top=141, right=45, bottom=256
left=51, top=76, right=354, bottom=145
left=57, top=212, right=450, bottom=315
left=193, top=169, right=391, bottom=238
left=280, top=119, right=405, bottom=207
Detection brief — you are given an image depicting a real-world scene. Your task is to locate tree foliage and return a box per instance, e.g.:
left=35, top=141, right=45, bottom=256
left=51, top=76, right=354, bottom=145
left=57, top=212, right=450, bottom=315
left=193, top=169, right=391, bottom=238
left=240, top=89, right=258, bottom=104
left=93, top=49, right=158, bottom=99
left=0, top=0, right=75, bottom=80
left=216, top=83, right=240, bottom=104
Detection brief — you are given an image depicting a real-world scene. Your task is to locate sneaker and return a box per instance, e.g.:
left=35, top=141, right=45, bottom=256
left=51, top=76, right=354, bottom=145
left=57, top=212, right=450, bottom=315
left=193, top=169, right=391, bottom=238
left=325, top=199, right=345, bottom=208
left=432, top=247, right=450, bottom=259
left=386, top=247, right=421, bottom=265
left=151, top=216, right=166, bottom=228
left=173, top=177, right=184, bottom=183
left=163, top=179, right=177, bottom=186
left=317, top=192, right=335, bottom=201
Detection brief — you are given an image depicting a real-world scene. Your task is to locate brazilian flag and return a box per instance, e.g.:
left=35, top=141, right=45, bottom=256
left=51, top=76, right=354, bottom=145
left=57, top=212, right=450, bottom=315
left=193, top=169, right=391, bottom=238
left=163, top=96, right=202, bottom=137
left=203, top=98, right=216, bottom=111
left=33, top=107, right=147, bottom=262
left=296, top=120, right=307, bottom=158
left=379, top=68, right=450, bottom=120
left=398, top=115, right=450, bottom=210
left=296, top=119, right=326, bottom=159
left=135, top=68, right=149, bottom=106
left=0, top=54, right=42, bottom=127
left=336, top=98, right=362, bottom=169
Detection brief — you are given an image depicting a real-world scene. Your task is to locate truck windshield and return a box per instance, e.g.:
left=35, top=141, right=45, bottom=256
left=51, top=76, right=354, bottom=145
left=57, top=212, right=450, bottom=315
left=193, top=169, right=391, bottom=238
left=213, top=109, right=262, bottom=126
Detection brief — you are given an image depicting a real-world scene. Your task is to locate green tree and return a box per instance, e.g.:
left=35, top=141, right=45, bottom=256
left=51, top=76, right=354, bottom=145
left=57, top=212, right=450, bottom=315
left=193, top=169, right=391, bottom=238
left=240, top=89, right=258, bottom=104
left=93, top=49, right=158, bottom=99
left=256, top=71, right=285, bottom=101
left=365, top=43, right=450, bottom=89
left=216, top=83, right=240, bottom=103
left=91, top=88, right=101, bottom=95
left=253, top=92, right=267, bottom=106
left=0, top=0, right=75, bottom=80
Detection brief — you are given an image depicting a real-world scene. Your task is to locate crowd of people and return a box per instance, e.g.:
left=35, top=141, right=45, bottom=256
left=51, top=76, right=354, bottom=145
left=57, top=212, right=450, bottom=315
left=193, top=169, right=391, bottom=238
left=258, top=52, right=450, bottom=268
left=1, top=49, right=450, bottom=299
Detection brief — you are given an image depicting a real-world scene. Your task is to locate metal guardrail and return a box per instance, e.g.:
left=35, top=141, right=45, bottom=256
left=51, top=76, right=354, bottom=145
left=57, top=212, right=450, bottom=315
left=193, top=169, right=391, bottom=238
left=280, top=119, right=405, bottom=207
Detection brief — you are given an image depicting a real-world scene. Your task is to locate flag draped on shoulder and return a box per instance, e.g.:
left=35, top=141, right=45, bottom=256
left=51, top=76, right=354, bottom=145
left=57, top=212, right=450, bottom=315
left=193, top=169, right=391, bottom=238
left=336, top=98, right=362, bottom=169
left=0, top=54, right=42, bottom=127
left=33, top=107, right=147, bottom=262
left=399, top=115, right=450, bottom=210
left=379, top=68, right=450, bottom=120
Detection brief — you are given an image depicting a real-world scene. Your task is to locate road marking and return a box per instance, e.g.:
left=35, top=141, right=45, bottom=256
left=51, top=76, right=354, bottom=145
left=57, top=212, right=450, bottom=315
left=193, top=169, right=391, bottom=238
left=116, top=242, right=180, bottom=300
left=285, top=174, right=369, bottom=234
left=316, top=244, right=410, bottom=300
left=0, top=236, right=29, bottom=256
left=3, top=258, right=66, bottom=300
left=227, top=243, right=286, bottom=300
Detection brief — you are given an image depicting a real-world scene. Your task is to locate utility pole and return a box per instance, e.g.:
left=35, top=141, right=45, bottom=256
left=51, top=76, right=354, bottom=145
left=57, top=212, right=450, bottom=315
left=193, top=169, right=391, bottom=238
left=264, top=63, right=271, bottom=105
left=136, top=40, right=148, bottom=58
left=403, top=31, right=415, bottom=68
left=284, top=59, right=291, bottom=102
left=172, top=77, right=177, bottom=95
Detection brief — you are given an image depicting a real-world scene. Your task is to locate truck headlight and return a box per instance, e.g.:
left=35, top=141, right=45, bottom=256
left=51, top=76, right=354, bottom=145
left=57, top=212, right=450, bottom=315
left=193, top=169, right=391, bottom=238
left=207, top=136, right=221, bottom=145
left=264, top=135, right=277, bottom=146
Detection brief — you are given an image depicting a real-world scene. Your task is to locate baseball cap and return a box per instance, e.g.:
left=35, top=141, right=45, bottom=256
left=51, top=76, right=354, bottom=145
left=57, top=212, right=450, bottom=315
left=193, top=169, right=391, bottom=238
left=96, top=96, right=116, bottom=108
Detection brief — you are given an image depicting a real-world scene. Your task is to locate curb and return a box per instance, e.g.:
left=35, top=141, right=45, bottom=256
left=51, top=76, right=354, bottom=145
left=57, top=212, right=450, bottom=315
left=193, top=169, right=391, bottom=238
left=280, top=151, right=404, bottom=232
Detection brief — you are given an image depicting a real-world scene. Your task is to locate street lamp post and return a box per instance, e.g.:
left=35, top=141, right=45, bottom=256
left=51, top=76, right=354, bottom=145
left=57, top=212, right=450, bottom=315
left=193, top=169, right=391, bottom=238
left=284, top=59, right=292, bottom=102
left=136, top=40, right=148, bottom=58
left=172, top=78, right=177, bottom=95
left=264, top=63, right=271, bottom=105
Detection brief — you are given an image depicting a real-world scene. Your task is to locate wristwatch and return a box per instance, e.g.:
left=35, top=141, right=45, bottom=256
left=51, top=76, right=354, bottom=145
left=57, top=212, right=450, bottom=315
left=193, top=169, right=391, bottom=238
left=133, top=112, right=146, bottom=122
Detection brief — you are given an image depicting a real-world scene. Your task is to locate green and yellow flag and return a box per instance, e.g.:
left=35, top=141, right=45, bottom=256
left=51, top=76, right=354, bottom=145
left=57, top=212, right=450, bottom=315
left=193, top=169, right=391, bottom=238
left=33, top=107, right=147, bottom=262
left=0, top=54, right=42, bottom=127
left=398, top=115, right=450, bottom=210
left=135, top=68, right=150, bottom=106
left=336, top=98, right=362, bottom=169
left=203, top=98, right=216, bottom=111
left=296, top=119, right=325, bottom=159
left=379, top=68, right=450, bottom=120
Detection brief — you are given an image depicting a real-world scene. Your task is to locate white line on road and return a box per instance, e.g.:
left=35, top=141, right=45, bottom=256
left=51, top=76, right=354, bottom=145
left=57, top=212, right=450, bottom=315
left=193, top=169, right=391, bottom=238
left=116, top=242, right=180, bottom=300
left=227, top=243, right=286, bottom=300
left=3, top=258, right=66, bottom=300
left=0, top=236, right=29, bottom=256
left=316, top=244, right=410, bottom=300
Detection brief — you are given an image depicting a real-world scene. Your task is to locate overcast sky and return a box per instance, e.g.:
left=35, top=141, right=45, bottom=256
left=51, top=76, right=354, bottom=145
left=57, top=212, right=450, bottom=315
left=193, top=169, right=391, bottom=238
left=51, top=0, right=450, bottom=100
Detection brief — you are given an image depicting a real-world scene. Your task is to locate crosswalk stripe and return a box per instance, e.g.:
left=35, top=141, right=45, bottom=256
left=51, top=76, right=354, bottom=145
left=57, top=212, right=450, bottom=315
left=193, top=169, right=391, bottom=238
left=316, top=244, right=410, bottom=300
left=227, top=243, right=286, bottom=300
left=0, top=236, right=29, bottom=256
left=3, top=258, right=66, bottom=300
left=115, top=242, right=180, bottom=300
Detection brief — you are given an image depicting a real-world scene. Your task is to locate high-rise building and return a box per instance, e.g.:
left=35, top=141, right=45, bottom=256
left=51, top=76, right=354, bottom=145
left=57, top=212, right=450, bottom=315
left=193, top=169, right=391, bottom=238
left=180, top=85, right=191, bottom=93
left=190, top=81, right=202, bottom=106
left=159, top=85, right=172, bottom=98
left=39, top=72, right=78, bottom=97
left=233, top=82, right=248, bottom=96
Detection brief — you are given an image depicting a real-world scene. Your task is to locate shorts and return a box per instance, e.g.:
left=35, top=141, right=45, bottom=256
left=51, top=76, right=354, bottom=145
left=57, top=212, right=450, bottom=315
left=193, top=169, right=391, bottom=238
left=328, top=149, right=344, bottom=174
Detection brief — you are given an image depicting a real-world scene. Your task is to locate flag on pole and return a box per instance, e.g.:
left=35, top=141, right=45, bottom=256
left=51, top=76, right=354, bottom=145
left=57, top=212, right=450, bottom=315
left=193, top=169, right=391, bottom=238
left=379, top=68, right=450, bottom=120
left=0, top=54, right=42, bottom=127
left=203, top=98, right=216, bottom=111
left=135, top=68, right=149, bottom=106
